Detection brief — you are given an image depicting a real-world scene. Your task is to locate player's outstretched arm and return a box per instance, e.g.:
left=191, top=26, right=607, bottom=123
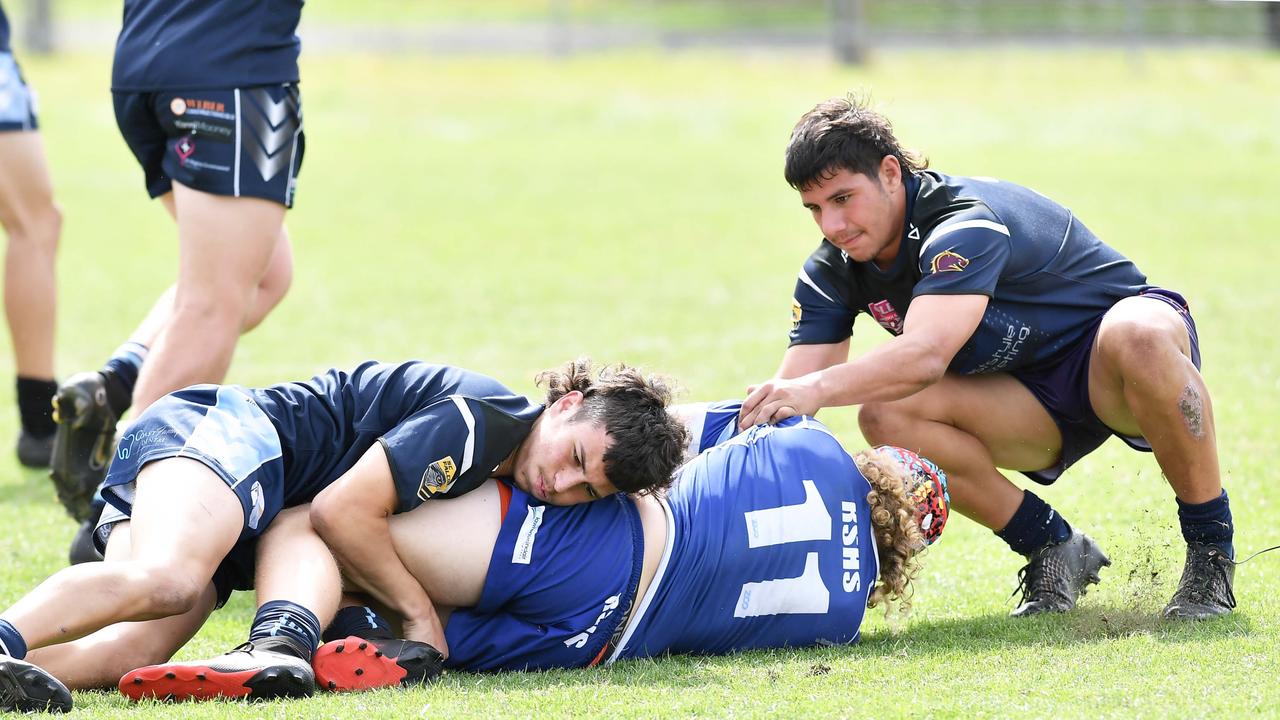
left=311, top=444, right=449, bottom=657
left=739, top=294, right=988, bottom=428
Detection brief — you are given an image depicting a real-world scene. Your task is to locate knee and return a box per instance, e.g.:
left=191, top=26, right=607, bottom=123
left=2, top=202, right=62, bottom=252
left=859, top=402, right=910, bottom=445
left=1096, top=315, right=1185, bottom=371
left=131, top=566, right=207, bottom=618
left=171, top=289, right=249, bottom=331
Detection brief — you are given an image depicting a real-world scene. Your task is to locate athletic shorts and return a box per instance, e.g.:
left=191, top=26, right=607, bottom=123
left=0, top=52, right=37, bottom=132
left=95, top=384, right=285, bottom=606
left=1013, top=288, right=1201, bottom=484
left=442, top=481, right=644, bottom=672
left=112, top=85, right=303, bottom=206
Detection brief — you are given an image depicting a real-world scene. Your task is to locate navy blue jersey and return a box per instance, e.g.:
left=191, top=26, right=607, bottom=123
left=612, top=417, right=878, bottom=659
left=790, top=171, right=1151, bottom=374
left=252, top=361, right=542, bottom=512
left=0, top=2, right=10, bottom=54
left=112, top=0, right=303, bottom=91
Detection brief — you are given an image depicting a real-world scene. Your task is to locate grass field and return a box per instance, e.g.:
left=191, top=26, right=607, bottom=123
left=1, top=43, right=1278, bottom=718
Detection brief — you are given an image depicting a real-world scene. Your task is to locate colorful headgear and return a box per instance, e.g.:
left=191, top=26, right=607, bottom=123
left=875, top=446, right=950, bottom=547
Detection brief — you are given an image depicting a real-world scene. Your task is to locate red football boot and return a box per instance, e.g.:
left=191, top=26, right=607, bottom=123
left=312, top=636, right=444, bottom=692
left=119, top=641, right=315, bottom=702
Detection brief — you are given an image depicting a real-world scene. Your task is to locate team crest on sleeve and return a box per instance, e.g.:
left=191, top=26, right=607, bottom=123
left=418, top=455, right=458, bottom=500
left=791, top=300, right=803, bottom=330
left=930, top=249, right=970, bottom=273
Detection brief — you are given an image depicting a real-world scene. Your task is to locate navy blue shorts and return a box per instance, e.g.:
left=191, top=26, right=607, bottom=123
left=113, top=85, right=303, bottom=206
left=0, top=52, right=37, bottom=132
left=1013, top=288, right=1201, bottom=484
left=95, top=384, right=285, bottom=605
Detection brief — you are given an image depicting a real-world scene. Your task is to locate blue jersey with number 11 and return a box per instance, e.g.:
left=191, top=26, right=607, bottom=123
left=612, top=416, right=879, bottom=659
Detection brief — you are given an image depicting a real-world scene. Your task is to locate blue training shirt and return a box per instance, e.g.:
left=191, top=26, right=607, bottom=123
left=613, top=416, right=879, bottom=659
left=112, top=0, right=303, bottom=91
left=251, top=361, right=542, bottom=512
left=790, top=171, right=1151, bottom=374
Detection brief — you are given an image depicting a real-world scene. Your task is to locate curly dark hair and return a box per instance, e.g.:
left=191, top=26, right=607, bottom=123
left=535, top=359, right=688, bottom=496
left=784, top=93, right=928, bottom=191
left=856, top=448, right=927, bottom=622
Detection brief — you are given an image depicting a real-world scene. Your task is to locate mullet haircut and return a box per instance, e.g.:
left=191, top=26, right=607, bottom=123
left=784, top=93, right=927, bottom=191
left=536, top=359, right=688, bottom=496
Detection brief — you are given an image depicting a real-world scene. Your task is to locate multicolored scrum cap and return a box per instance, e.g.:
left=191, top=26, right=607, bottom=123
left=876, top=445, right=950, bottom=547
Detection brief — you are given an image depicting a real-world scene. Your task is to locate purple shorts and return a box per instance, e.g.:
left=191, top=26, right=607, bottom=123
left=1013, top=288, right=1201, bottom=485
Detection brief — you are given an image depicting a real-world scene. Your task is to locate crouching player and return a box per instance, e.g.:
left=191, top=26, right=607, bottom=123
left=0, top=359, right=688, bottom=713
left=308, top=405, right=948, bottom=685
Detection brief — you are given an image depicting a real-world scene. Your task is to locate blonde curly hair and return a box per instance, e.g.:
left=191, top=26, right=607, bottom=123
left=856, top=447, right=928, bottom=621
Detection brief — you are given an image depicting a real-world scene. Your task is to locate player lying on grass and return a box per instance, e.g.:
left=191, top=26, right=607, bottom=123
left=0, top=359, right=688, bottom=712
left=114, top=403, right=948, bottom=700
left=739, top=94, right=1234, bottom=621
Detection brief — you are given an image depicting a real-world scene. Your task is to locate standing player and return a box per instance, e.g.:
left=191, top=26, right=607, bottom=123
left=0, top=359, right=688, bottom=712
left=738, top=95, right=1234, bottom=621
left=49, top=0, right=304, bottom=524
left=0, top=0, right=61, bottom=467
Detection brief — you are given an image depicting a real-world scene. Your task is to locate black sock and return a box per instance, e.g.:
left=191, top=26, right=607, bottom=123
left=16, top=377, right=57, bottom=437
left=323, top=605, right=395, bottom=642
left=995, top=490, right=1072, bottom=556
left=1177, top=489, right=1234, bottom=558
left=248, top=600, right=322, bottom=662
left=100, top=341, right=148, bottom=417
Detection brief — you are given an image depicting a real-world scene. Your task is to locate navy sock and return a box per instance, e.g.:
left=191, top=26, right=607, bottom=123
left=100, top=342, right=148, bottom=417
left=1177, top=489, right=1234, bottom=558
left=16, top=377, right=58, bottom=437
left=323, top=605, right=394, bottom=642
left=248, top=600, right=322, bottom=661
left=996, top=490, right=1072, bottom=556
left=0, top=618, right=28, bottom=660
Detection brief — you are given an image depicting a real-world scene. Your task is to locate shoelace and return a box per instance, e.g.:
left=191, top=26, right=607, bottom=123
left=1200, top=547, right=1237, bottom=610
left=1010, top=554, right=1072, bottom=606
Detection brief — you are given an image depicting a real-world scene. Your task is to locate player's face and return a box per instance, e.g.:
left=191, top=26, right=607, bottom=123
left=800, top=159, right=905, bottom=268
left=511, top=392, right=618, bottom=506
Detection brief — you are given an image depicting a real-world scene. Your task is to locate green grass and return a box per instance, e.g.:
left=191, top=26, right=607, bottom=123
left=2, top=47, right=1278, bottom=717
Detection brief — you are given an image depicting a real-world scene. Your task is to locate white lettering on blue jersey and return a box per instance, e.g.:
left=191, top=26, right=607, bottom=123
left=734, top=552, right=829, bottom=618
left=512, top=505, right=544, bottom=565
left=744, top=479, right=831, bottom=548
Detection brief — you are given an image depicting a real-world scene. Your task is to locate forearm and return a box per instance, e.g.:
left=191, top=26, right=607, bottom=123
left=314, top=511, right=437, bottom=624
left=809, top=338, right=945, bottom=408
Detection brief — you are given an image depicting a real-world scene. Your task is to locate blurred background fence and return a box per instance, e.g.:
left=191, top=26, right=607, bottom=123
left=12, top=0, right=1278, bottom=59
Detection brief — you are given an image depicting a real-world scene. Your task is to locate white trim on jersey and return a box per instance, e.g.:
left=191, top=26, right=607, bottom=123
left=605, top=494, right=675, bottom=664
left=919, top=218, right=1010, bottom=257
left=798, top=268, right=837, bottom=305
left=448, top=395, right=476, bottom=476
left=233, top=89, right=242, bottom=197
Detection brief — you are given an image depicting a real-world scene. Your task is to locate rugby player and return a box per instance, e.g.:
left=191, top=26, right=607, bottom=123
left=49, top=0, right=306, bottom=524
left=739, top=95, right=1233, bottom=621
left=119, top=403, right=947, bottom=699
left=0, top=0, right=62, bottom=468
left=0, top=359, right=687, bottom=712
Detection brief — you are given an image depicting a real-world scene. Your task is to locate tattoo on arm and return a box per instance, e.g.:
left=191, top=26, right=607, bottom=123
left=1178, top=385, right=1206, bottom=440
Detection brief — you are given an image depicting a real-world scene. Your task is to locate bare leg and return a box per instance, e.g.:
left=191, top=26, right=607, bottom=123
left=0, top=131, right=60, bottom=380
left=859, top=372, right=1061, bottom=531
left=1088, top=295, right=1220, bottom=504
left=129, top=184, right=289, bottom=413
left=26, top=523, right=217, bottom=690
left=254, top=505, right=341, bottom=629
left=1, top=458, right=241, bottom=649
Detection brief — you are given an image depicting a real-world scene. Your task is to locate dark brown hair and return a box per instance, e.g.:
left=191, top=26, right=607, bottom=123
left=785, top=93, right=928, bottom=191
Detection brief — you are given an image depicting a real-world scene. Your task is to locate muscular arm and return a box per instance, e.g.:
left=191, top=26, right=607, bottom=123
left=740, top=294, right=988, bottom=427
left=310, top=444, right=449, bottom=654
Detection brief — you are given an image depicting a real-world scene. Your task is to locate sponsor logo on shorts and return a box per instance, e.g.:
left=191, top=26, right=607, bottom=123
left=867, top=299, right=903, bottom=334
left=170, top=97, right=187, bottom=116
left=930, top=249, right=970, bottom=273
left=248, top=481, right=265, bottom=529
left=512, top=505, right=544, bottom=565
left=175, top=136, right=195, bottom=165
left=417, top=455, right=458, bottom=501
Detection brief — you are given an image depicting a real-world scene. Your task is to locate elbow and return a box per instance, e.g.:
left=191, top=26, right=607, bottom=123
left=912, top=351, right=951, bottom=388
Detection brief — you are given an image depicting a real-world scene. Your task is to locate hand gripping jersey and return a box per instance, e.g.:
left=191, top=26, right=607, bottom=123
left=790, top=171, right=1152, bottom=375
left=112, top=0, right=303, bottom=91
left=443, top=408, right=880, bottom=669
